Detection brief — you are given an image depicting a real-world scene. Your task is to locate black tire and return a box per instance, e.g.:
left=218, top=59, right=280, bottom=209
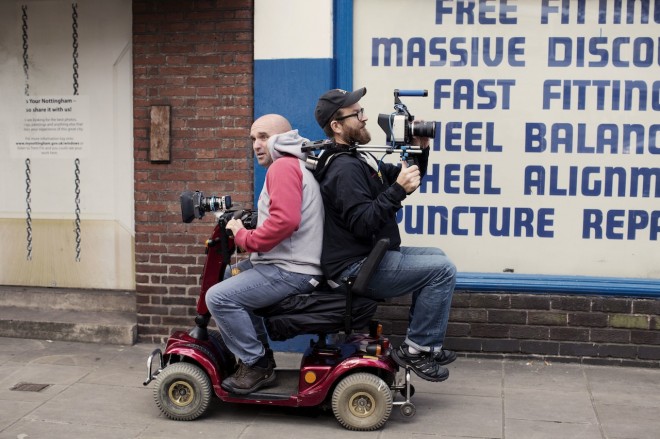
left=331, top=372, right=393, bottom=431
left=154, top=362, right=212, bottom=421
left=400, top=402, right=416, bottom=417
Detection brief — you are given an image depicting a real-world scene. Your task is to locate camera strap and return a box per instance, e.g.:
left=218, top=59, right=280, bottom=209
left=317, top=147, right=379, bottom=173
left=358, top=152, right=379, bottom=173
left=315, top=149, right=383, bottom=187
left=313, top=148, right=350, bottom=175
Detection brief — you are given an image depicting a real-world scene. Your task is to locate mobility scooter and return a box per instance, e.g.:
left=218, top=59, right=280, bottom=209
left=143, top=191, right=417, bottom=431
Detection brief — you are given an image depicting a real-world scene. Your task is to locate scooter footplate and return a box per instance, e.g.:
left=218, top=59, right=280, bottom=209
left=227, top=369, right=299, bottom=401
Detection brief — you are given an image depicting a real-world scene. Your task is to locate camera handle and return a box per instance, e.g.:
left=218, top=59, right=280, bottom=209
left=394, top=89, right=428, bottom=107
left=393, top=89, right=427, bottom=116
left=396, top=89, right=428, bottom=98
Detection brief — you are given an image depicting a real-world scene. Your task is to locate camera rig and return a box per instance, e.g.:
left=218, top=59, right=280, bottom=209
left=301, top=138, right=425, bottom=170
left=180, top=190, right=256, bottom=230
left=180, top=190, right=232, bottom=223
left=377, top=89, right=436, bottom=147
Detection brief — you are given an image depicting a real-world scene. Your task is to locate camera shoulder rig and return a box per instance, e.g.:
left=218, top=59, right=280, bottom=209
left=301, top=139, right=424, bottom=171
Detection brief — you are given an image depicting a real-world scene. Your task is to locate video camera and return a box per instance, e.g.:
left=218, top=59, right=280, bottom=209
left=377, top=89, right=436, bottom=147
left=180, top=190, right=257, bottom=230
left=180, top=190, right=232, bottom=223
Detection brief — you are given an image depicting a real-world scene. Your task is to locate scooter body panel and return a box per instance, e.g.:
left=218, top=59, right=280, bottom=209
left=161, top=330, right=233, bottom=389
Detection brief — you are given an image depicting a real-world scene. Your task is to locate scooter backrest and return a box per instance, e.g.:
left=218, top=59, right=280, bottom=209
left=351, top=238, right=390, bottom=295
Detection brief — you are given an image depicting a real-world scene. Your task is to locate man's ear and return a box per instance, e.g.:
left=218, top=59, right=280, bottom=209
left=330, top=120, right=342, bottom=135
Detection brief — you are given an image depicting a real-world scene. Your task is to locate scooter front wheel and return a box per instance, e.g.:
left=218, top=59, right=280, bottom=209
left=154, top=362, right=212, bottom=421
left=331, top=372, right=393, bottom=431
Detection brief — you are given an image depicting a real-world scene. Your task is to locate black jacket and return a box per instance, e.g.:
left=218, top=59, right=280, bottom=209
left=313, top=143, right=429, bottom=279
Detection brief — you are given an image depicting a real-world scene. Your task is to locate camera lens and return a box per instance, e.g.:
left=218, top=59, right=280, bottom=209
left=410, top=120, right=436, bottom=139
left=203, top=195, right=231, bottom=212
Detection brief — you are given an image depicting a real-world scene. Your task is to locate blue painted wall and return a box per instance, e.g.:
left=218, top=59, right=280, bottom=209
left=253, top=58, right=335, bottom=206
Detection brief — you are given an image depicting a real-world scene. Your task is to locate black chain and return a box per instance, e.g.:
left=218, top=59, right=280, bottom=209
left=25, top=159, right=32, bottom=260
left=72, top=3, right=79, bottom=95
left=74, top=158, right=81, bottom=262
left=22, top=6, right=32, bottom=260
left=72, top=3, right=81, bottom=261
left=22, top=5, right=29, bottom=96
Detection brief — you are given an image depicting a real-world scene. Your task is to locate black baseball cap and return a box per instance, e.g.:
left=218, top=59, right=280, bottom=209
left=315, top=87, right=367, bottom=129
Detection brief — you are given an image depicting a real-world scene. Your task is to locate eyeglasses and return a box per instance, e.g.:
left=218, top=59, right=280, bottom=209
left=335, top=108, right=366, bottom=122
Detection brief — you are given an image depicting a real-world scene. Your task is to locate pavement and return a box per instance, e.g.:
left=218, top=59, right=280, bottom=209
left=1, top=336, right=660, bottom=439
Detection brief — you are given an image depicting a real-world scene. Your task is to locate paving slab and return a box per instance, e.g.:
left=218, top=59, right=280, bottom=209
left=503, top=359, right=586, bottom=392
left=505, top=418, right=603, bottom=439
left=505, top=387, right=598, bottom=424
left=0, top=419, right=146, bottom=439
left=425, top=358, right=503, bottom=398
left=0, top=401, right=43, bottom=432
left=399, top=392, right=503, bottom=438
left=594, top=402, right=660, bottom=439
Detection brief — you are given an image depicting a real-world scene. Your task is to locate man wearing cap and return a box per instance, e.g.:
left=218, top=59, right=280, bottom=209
left=205, top=114, right=324, bottom=395
left=313, top=88, right=457, bottom=383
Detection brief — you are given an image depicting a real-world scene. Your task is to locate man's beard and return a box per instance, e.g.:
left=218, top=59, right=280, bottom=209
left=342, top=124, right=371, bottom=145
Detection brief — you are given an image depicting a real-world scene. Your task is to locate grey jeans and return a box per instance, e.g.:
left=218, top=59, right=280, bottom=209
left=205, top=259, right=319, bottom=366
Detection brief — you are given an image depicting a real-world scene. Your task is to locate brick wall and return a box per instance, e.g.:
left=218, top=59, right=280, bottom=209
left=376, top=292, right=660, bottom=367
left=133, top=0, right=254, bottom=342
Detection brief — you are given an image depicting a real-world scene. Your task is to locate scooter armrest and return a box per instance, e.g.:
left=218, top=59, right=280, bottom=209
left=351, top=238, right=390, bottom=295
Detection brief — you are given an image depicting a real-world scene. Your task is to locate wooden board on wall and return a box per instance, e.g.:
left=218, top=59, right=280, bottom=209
left=150, top=105, right=171, bottom=162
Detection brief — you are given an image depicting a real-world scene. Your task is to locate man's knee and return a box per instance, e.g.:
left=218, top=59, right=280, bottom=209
left=205, top=288, right=218, bottom=310
left=446, top=260, right=457, bottom=279
left=205, top=285, right=230, bottom=309
left=432, top=257, right=456, bottom=284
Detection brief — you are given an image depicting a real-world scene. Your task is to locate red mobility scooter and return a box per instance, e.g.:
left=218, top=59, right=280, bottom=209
left=143, top=191, right=417, bottom=431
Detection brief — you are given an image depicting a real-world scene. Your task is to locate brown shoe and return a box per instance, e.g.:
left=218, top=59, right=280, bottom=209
left=221, top=360, right=276, bottom=395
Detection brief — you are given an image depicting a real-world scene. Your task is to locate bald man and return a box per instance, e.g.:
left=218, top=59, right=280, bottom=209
left=206, top=114, right=324, bottom=394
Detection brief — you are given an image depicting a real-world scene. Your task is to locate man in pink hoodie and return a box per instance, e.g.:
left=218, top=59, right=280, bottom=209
left=206, top=114, right=324, bottom=395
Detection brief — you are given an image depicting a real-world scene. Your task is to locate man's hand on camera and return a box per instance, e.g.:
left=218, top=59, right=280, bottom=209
left=412, top=137, right=430, bottom=149
left=396, top=161, right=421, bottom=194
left=226, top=218, right=245, bottom=236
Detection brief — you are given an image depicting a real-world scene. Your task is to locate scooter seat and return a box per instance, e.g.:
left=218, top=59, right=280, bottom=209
left=255, top=238, right=390, bottom=342
left=255, top=289, right=378, bottom=341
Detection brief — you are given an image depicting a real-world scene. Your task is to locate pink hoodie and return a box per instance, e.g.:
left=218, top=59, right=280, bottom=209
left=234, top=130, right=324, bottom=275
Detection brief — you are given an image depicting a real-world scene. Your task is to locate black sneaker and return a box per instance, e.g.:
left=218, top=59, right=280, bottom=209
left=433, top=349, right=457, bottom=366
left=221, top=359, right=276, bottom=395
left=391, top=344, right=449, bottom=382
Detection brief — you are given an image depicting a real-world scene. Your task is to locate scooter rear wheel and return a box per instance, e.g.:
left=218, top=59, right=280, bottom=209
left=154, top=362, right=212, bottom=421
left=331, top=372, right=393, bottom=431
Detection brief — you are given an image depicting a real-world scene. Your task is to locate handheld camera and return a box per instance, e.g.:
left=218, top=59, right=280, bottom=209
left=180, top=190, right=232, bottom=223
left=377, top=89, right=436, bottom=147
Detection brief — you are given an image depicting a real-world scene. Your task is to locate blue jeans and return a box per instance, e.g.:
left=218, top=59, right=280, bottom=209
left=205, top=259, right=319, bottom=366
left=339, top=246, right=456, bottom=353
